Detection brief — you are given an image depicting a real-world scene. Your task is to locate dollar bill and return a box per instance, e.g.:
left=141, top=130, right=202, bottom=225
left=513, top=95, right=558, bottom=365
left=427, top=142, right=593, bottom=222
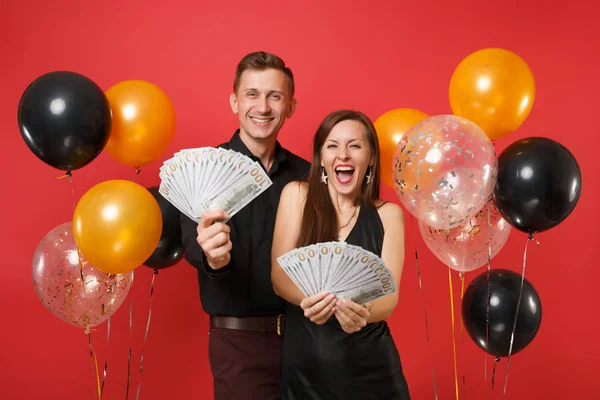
left=158, top=147, right=273, bottom=223
left=335, top=283, right=388, bottom=304
left=202, top=162, right=272, bottom=221
left=278, top=241, right=396, bottom=304
left=278, top=250, right=312, bottom=297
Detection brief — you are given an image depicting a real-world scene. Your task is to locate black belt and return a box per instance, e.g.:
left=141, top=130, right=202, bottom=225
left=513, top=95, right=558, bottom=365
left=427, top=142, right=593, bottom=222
left=210, top=314, right=285, bottom=336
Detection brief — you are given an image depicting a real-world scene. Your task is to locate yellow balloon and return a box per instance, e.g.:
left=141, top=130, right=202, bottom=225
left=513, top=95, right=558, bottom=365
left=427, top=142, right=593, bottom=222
left=73, top=180, right=162, bottom=275
left=449, top=48, right=535, bottom=141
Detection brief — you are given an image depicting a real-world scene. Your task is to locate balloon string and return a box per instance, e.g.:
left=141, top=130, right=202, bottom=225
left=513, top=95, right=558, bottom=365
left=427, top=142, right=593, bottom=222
left=409, top=215, right=438, bottom=400
left=125, top=271, right=135, bottom=400
left=64, top=171, right=76, bottom=214
left=448, top=269, right=459, bottom=400
left=459, top=272, right=466, bottom=399
left=61, top=168, right=105, bottom=398
left=484, top=201, right=492, bottom=398
left=100, top=279, right=117, bottom=397
left=101, top=310, right=110, bottom=398
left=491, top=357, right=500, bottom=389
left=74, top=212, right=101, bottom=400
left=136, top=269, right=158, bottom=400
left=503, top=234, right=540, bottom=397
left=132, top=168, right=141, bottom=183
left=88, top=332, right=102, bottom=400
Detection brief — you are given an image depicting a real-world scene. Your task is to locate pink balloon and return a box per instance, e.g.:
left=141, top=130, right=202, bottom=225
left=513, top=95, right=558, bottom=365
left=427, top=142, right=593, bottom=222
left=418, top=202, right=511, bottom=272
left=32, top=221, right=132, bottom=330
left=393, top=115, right=497, bottom=229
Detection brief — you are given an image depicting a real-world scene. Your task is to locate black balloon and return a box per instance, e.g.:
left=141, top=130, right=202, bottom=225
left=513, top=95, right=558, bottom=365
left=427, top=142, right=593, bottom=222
left=462, top=269, right=542, bottom=358
left=17, top=71, right=112, bottom=172
left=492, top=137, right=581, bottom=234
left=144, top=186, right=185, bottom=269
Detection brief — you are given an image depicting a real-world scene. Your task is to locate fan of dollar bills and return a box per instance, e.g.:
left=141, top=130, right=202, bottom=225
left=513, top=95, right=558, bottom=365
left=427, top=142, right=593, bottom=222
left=158, top=147, right=272, bottom=223
left=277, top=242, right=396, bottom=304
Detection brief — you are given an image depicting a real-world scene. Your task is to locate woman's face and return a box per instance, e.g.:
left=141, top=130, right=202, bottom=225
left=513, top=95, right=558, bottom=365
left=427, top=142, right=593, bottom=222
left=320, top=119, right=373, bottom=198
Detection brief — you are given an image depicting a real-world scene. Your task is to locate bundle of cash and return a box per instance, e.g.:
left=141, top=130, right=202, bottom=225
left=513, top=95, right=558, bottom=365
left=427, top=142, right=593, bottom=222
left=277, top=242, right=396, bottom=304
left=159, top=147, right=272, bottom=223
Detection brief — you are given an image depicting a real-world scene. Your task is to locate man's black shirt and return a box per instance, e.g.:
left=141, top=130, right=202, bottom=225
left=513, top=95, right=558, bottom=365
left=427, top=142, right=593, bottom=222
left=181, top=130, right=310, bottom=317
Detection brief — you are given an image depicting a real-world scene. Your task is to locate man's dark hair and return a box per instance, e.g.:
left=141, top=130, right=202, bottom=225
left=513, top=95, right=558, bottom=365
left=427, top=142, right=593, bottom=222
left=233, top=51, right=295, bottom=97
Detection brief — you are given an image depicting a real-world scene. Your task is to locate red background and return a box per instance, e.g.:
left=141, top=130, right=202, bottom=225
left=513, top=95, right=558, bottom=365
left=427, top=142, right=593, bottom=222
left=2, top=0, right=598, bottom=399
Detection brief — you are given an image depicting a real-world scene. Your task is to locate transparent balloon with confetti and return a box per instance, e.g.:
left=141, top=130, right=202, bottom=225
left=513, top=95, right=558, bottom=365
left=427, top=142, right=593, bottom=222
left=392, top=115, right=497, bottom=230
left=418, top=201, right=511, bottom=272
left=32, top=221, right=133, bottom=330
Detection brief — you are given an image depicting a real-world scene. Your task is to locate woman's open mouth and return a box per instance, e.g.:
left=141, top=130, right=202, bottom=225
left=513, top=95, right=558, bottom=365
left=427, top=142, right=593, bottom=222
left=334, top=164, right=355, bottom=184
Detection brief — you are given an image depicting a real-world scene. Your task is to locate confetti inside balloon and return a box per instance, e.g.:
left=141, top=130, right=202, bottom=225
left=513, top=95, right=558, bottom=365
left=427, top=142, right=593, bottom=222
left=392, top=115, right=497, bottom=230
left=418, top=201, right=511, bottom=272
left=32, top=221, right=133, bottom=330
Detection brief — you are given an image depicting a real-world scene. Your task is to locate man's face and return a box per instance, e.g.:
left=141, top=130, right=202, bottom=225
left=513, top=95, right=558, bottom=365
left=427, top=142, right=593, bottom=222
left=229, top=68, right=296, bottom=142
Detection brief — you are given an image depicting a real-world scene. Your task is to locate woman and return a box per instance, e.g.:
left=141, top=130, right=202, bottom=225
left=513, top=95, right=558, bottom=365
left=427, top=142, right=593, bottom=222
left=271, top=109, right=410, bottom=399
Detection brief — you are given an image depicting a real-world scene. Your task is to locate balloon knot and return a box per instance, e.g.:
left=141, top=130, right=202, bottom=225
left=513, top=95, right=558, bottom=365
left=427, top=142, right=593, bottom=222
left=494, top=357, right=500, bottom=363
left=135, top=168, right=141, bottom=175
left=56, top=170, right=72, bottom=179
left=528, top=233, right=534, bottom=240
left=84, top=326, right=98, bottom=335
left=154, top=269, right=159, bottom=275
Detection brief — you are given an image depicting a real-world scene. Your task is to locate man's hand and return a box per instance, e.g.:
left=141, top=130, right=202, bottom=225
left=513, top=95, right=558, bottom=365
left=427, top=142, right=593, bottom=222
left=196, top=209, right=232, bottom=270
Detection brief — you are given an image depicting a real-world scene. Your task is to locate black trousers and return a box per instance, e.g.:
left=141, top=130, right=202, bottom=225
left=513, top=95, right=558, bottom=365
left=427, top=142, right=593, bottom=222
left=208, top=326, right=284, bottom=400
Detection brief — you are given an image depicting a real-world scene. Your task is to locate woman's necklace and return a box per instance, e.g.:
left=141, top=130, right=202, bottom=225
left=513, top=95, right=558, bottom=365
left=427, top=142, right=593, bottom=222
left=337, top=205, right=359, bottom=241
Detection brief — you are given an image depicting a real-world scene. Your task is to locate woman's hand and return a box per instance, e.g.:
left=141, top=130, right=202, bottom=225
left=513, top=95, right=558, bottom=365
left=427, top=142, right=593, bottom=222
left=335, top=300, right=371, bottom=333
left=300, top=292, right=337, bottom=325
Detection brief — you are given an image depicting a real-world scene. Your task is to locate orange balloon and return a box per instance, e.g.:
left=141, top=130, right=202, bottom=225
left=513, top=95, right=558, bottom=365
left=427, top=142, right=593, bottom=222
left=105, top=80, right=176, bottom=168
left=449, top=48, right=535, bottom=141
left=73, top=180, right=162, bottom=275
left=374, top=108, right=429, bottom=189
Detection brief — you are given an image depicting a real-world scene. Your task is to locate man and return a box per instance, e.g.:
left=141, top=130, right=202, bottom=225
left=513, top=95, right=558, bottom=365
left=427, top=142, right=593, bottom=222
left=181, top=51, right=310, bottom=400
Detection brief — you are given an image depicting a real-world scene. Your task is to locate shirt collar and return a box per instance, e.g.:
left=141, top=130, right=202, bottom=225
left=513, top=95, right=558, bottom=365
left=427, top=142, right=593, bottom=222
left=228, top=129, right=288, bottom=170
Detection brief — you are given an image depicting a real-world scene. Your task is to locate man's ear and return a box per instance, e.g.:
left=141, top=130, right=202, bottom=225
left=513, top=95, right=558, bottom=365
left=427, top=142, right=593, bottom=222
left=287, top=98, right=297, bottom=118
left=229, top=93, right=238, bottom=114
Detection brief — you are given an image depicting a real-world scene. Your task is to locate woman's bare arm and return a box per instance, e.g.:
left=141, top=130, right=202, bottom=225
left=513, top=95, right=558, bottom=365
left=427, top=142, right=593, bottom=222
left=271, top=181, right=308, bottom=306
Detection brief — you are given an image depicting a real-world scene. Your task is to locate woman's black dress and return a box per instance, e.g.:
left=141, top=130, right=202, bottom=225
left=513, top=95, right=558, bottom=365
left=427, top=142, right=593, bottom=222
left=279, top=202, right=411, bottom=399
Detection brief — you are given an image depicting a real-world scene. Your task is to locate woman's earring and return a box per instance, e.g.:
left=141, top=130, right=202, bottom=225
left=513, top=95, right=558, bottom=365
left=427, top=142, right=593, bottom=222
left=321, top=167, right=328, bottom=184
left=365, top=166, right=372, bottom=185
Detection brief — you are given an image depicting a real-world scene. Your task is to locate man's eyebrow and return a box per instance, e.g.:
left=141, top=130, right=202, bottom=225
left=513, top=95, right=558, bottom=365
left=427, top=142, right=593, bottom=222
left=243, top=88, right=284, bottom=94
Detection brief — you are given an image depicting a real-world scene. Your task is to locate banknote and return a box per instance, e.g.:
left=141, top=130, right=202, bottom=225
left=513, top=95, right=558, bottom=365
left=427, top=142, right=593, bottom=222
left=203, top=162, right=272, bottom=221
left=277, top=242, right=396, bottom=304
left=159, top=147, right=273, bottom=223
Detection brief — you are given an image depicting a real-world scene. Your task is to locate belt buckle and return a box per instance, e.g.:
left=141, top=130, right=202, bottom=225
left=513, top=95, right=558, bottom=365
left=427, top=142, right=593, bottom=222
left=276, top=314, right=284, bottom=336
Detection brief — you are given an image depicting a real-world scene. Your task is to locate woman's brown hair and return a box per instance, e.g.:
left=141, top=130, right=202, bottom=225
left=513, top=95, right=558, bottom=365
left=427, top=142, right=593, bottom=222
left=297, top=109, right=382, bottom=247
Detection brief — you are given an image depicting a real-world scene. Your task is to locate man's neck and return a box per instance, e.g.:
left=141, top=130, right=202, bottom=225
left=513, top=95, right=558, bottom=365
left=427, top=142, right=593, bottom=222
left=238, top=130, right=277, bottom=172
